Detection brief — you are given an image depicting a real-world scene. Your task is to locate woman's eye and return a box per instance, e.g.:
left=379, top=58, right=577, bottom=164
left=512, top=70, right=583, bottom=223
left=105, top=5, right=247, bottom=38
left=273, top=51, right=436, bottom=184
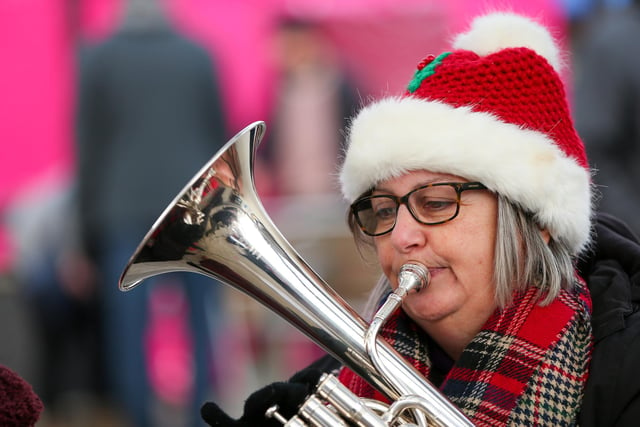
left=374, top=206, right=396, bottom=220
left=421, top=198, right=456, bottom=212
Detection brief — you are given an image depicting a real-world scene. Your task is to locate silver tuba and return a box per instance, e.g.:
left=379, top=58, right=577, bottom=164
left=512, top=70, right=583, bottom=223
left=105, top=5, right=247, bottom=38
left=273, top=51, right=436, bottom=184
left=119, top=122, right=473, bottom=426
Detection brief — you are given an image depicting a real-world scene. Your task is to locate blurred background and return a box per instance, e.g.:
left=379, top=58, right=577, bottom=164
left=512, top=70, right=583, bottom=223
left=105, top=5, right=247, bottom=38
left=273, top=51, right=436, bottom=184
left=0, top=0, right=634, bottom=425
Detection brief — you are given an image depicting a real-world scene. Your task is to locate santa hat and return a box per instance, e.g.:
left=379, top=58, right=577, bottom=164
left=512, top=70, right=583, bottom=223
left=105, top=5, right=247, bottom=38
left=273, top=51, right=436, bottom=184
left=339, top=12, right=593, bottom=255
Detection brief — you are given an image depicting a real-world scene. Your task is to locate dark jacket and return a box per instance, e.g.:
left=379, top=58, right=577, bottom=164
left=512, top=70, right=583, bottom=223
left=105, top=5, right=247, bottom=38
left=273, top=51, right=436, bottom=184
left=75, top=26, right=227, bottom=248
left=578, top=213, right=640, bottom=426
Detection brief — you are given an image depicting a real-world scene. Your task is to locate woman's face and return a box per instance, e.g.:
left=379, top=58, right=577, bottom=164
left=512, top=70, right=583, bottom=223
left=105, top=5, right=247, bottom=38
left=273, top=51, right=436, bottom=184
left=373, top=170, right=499, bottom=332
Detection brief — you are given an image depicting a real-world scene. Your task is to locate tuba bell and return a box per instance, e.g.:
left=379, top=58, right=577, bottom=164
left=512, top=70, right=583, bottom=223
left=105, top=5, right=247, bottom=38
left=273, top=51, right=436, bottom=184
left=119, top=122, right=473, bottom=426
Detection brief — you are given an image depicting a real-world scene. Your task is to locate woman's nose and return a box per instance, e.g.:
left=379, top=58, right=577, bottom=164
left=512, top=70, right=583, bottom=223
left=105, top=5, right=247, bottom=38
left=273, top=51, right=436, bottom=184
left=390, top=205, right=425, bottom=250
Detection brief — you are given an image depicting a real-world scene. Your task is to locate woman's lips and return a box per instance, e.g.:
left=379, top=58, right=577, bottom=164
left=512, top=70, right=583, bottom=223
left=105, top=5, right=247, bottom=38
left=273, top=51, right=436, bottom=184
left=427, top=267, right=444, bottom=277
left=425, top=267, right=445, bottom=286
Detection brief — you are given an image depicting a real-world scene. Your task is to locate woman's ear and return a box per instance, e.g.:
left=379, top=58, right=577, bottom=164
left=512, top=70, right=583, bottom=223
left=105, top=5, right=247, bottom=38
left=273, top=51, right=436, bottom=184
left=540, top=228, right=551, bottom=244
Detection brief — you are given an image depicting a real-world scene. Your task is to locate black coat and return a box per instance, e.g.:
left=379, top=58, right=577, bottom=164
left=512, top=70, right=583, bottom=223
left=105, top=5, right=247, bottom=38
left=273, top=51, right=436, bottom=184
left=578, top=213, right=640, bottom=426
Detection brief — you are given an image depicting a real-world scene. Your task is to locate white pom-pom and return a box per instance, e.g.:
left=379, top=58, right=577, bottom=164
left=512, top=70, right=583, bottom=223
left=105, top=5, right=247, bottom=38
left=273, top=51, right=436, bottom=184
left=452, top=12, right=562, bottom=72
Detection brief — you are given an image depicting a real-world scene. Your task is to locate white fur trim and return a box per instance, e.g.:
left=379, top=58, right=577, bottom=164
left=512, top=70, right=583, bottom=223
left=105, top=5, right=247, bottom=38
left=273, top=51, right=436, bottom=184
left=339, top=97, right=592, bottom=254
left=453, top=12, right=562, bottom=72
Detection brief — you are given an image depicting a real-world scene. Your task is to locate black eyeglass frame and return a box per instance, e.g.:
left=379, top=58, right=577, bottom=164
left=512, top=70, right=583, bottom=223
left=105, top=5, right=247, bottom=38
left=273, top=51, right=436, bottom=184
left=350, top=182, right=488, bottom=236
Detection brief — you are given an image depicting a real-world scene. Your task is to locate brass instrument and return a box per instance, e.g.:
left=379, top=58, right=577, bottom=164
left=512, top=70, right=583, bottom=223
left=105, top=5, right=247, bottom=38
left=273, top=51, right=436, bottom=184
left=119, top=122, right=473, bottom=426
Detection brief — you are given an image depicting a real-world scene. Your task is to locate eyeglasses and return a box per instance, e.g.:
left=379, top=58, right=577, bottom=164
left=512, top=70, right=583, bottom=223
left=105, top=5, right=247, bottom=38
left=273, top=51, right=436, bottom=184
left=350, top=182, right=488, bottom=236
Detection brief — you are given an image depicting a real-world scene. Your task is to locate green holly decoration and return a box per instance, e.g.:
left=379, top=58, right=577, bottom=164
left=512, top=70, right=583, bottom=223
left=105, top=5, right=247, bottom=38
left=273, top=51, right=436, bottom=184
left=407, top=52, right=452, bottom=93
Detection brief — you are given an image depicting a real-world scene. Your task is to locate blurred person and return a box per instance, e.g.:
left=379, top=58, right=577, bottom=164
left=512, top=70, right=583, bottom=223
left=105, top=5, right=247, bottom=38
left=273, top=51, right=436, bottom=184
left=6, top=173, right=103, bottom=426
left=200, top=11, right=640, bottom=426
left=250, top=15, right=360, bottom=378
left=260, top=15, right=358, bottom=198
left=571, top=0, right=640, bottom=236
left=75, top=0, right=227, bottom=425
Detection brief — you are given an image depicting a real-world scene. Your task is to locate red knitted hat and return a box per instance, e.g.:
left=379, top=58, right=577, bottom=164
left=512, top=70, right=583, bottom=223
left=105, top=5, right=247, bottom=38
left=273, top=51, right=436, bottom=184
left=339, top=12, right=592, bottom=254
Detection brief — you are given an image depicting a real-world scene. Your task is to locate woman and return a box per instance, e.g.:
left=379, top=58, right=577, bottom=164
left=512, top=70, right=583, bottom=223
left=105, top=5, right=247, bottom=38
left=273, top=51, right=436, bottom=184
left=203, top=11, right=640, bottom=426
left=335, top=12, right=592, bottom=425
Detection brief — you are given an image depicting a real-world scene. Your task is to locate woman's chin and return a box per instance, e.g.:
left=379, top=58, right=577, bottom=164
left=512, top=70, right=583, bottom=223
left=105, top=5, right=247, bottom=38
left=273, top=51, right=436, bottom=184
left=403, top=296, right=454, bottom=324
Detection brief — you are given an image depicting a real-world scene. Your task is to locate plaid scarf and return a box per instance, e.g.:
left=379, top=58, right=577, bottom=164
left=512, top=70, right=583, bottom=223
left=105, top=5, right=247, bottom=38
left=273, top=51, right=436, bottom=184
left=338, top=281, right=593, bottom=426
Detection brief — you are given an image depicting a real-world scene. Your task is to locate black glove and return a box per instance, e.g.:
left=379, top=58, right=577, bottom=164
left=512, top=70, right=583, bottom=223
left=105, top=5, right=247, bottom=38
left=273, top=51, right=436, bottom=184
left=201, top=368, right=323, bottom=427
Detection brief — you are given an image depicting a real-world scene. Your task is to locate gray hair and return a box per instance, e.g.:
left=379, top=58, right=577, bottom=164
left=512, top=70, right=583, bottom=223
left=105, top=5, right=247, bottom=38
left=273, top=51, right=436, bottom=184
left=494, top=194, right=575, bottom=307
left=354, top=194, right=576, bottom=319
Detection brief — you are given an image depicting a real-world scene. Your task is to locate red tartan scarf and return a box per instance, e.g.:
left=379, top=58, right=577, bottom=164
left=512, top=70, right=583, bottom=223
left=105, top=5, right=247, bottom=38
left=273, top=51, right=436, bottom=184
left=338, top=280, right=593, bottom=426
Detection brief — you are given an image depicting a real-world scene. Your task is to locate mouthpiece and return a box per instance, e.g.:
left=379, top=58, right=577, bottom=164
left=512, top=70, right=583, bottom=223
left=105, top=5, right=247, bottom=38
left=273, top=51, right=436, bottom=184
left=397, top=262, right=430, bottom=296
